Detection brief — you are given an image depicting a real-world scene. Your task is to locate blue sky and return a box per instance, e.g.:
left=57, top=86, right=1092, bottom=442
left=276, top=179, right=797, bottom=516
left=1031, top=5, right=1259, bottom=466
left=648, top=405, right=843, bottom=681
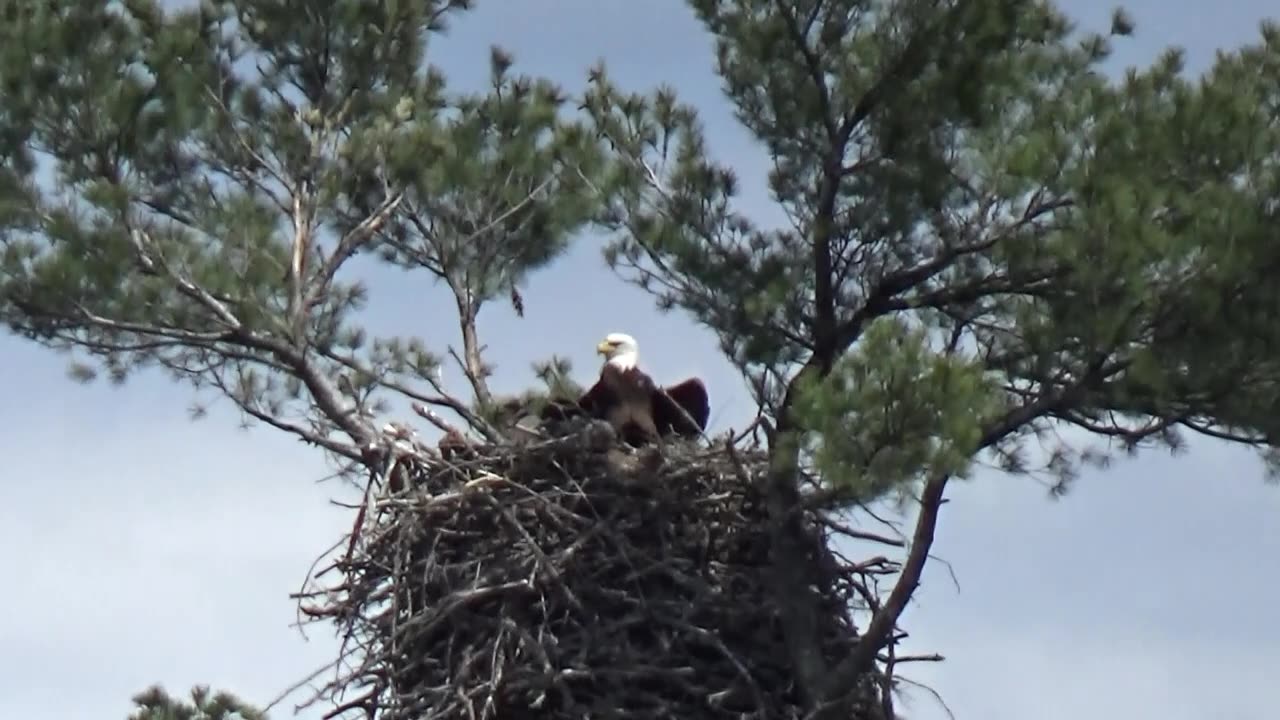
left=1, top=2, right=1278, bottom=719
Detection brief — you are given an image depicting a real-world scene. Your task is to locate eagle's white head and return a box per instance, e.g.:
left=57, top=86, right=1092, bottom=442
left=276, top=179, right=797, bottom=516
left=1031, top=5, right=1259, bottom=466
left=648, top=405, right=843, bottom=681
left=597, top=332, right=639, bottom=370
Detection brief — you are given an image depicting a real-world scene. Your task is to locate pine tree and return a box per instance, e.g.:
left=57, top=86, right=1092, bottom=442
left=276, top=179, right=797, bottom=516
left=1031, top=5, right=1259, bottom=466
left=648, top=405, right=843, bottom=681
left=4, top=1, right=1280, bottom=719
left=581, top=1, right=1280, bottom=716
left=0, top=0, right=606, bottom=460
left=127, top=684, right=264, bottom=720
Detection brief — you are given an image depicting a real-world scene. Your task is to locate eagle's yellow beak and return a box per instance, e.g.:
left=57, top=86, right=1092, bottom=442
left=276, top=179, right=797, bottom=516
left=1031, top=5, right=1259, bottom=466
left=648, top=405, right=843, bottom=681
left=596, top=340, right=613, bottom=356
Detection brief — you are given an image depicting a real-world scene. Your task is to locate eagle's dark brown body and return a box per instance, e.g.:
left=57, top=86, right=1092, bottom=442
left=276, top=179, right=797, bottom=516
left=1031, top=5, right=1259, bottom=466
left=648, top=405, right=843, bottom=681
left=541, top=364, right=709, bottom=446
left=538, top=333, right=711, bottom=446
left=577, top=363, right=709, bottom=445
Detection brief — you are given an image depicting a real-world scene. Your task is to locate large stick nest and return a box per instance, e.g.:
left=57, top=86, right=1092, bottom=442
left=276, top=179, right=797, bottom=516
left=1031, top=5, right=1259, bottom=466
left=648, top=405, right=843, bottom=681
left=297, top=420, right=887, bottom=719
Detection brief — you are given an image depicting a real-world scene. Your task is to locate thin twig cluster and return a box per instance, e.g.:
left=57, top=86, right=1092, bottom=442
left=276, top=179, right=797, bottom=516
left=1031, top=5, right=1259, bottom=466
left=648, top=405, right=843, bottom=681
left=294, top=421, right=888, bottom=719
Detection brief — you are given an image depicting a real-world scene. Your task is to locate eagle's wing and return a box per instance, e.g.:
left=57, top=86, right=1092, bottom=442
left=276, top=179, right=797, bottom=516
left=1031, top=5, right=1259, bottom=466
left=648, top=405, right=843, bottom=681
left=575, top=377, right=618, bottom=419
left=536, top=368, right=623, bottom=422
left=652, top=377, right=710, bottom=437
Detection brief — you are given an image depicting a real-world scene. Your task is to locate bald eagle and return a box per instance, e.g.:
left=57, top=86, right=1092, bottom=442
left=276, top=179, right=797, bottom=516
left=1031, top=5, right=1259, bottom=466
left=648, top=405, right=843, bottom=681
left=544, top=332, right=710, bottom=446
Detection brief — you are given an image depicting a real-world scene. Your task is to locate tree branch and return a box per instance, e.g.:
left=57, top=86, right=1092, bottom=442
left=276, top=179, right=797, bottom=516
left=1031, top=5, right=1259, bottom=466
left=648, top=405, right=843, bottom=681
left=815, top=358, right=1118, bottom=713
left=818, top=471, right=948, bottom=704
left=310, top=191, right=404, bottom=307
left=211, top=370, right=364, bottom=461
left=450, top=286, right=493, bottom=410
left=320, top=348, right=503, bottom=443
left=776, top=0, right=839, bottom=141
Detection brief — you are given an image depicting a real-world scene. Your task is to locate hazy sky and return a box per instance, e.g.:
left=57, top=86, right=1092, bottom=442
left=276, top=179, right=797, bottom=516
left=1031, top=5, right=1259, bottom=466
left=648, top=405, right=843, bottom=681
left=2, top=2, right=1278, bottom=719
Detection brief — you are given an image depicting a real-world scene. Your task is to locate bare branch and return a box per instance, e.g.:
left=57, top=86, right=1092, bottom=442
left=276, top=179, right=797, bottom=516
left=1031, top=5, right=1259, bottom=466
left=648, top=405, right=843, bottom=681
left=821, top=472, right=948, bottom=698
left=411, top=401, right=467, bottom=439
left=459, top=174, right=555, bottom=245
left=69, top=306, right=233, bottom=344
left=311, top=191, right=405, bottom=307
left=219, top=377, right=363, bottom=461
left=815, top=513, right=907, bottom=548
left=129, top=227, right=245, bottom=330
left=320, top=348, right=503, bottom=443
left=201, top=86, right=293, bottom=212
left=287, top=192, right=311, bottom=334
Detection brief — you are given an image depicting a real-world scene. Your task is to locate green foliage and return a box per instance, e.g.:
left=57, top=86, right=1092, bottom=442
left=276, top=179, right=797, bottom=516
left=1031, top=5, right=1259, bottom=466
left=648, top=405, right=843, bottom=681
left=375, top=46, right=606, bottom=308
left=0, top=0, right=604, bottom=452
left=588, top=0, right=1280, bottom=499
left=4, top=0, right=1276, bottom=489
left=4, top=1, right=1280, bottom=718
left=793, top=317, right=1002, bottom=503
left=532, top=354, right=585, bottom=401
left=579, top=9, right=1280, bottom=709
left=127, top=684, right=265, bottom=720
